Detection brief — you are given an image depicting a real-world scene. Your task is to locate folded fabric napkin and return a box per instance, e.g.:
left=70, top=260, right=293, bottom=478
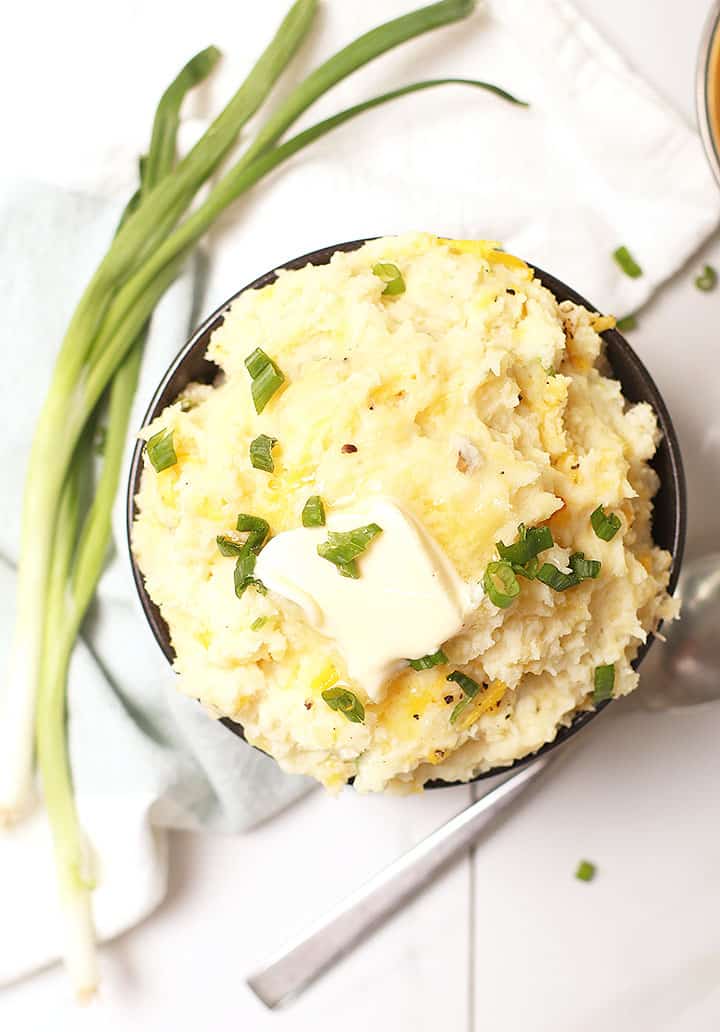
left=1, top=0, right=717, bottom=987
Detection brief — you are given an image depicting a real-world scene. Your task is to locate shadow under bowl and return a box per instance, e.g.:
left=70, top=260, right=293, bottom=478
left=126, top=239, right=686, bottom=788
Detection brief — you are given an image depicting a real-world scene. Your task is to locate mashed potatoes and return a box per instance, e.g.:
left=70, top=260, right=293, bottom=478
left=132, top=233, right=676, bottom=793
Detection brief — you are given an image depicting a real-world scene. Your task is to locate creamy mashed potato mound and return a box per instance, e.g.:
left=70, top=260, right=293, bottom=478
left=132, top=233, right=676, bottom=793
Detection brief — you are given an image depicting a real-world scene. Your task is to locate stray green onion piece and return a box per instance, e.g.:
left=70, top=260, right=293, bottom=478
left=317, top=523, right=382, bottom=578
left=321, top=686, right=365, bottom=723
left=146, top=427, right=177, bottom=472
left=372, top=261, right=406, bottom=296
left=483, top=560, right=520, bottom=608
left=302, top=495, right=326, bottom=527
left=695, top=264, right=717, bottom=292
left=569, top=552, right=601, bottom=580
left=217, top=535, right=246, bottom=557
left=408, top=649, right=448, bottom=671
left=496, top=523, right=553, bottom=567
left=250, top=434, right=278, bottom=473
left=613, top=245, right=642, bottom=279
left=593, top=663, right=615, bottom=703
left=537, top=563, right=579, bottom=591
left=236, top=513, right=270, bottom=551
left=447, top=670, right=482, bottom=723
left=250, top=616, right=267, bottom=631
left=575, top=860, right=596, bottom=882
left=616, top=314, right=637, bottom=333
left=244, top=348, right=285, bottom=413
left=591, top=504, right=621, bottom=541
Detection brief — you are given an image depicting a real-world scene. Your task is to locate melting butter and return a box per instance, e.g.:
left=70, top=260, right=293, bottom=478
left=255, top=498, right=471, bottom=701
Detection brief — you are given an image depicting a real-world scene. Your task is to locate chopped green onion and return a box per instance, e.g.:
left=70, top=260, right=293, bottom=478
left=483, top=560, right=520, bottom=608
left=569, top=552, right=601, bottom=580
left=408, top=649, right=448, bottom=670
left=302, top=495, right=326, bottom=527
left=695, top=264, right=717, bottom=292
left=233, top=546, right=267, bottom=598
left=250, top=616, right=267, bottom=631
left=513, top=556, right=539, bottom=580
left=321, top=686, right=365, bottom=723
left=250, top=434, right=278, bottom=472
left=372, top=262, right=406, bottom=296
left=244, top=348, right=286, bottom=413
left=317, top=523, right=382, bottom=576
left=236, top=513, right=270, bottom=551
left=446, top=671, right=482, bottom=697
left=447, top=670, right=483, bottom=723
left=575, top=860, right=596, bottom=882
left=591, top=504, right=621, bottom=541
left=146, top=427, right=177, bottom=472
left=616, top=314, right=637, bottom=332
left=496, top=523, right=553, bottom=566
left=217, top=535, right=246, bottom=557
left=613, top=245, right=642, bottom=278
left=593, top=663, right=615, bottom=703
left=537, top=563, right=579, bottom=591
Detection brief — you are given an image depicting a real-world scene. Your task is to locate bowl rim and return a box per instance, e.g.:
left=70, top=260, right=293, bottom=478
left=127, top=238, right=686, bottom=788
left=696, top=0, right=720, bottom=187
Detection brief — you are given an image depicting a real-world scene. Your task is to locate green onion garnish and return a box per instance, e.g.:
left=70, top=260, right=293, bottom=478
left=249, top=434, right=278, bottom=472
left=236, top=513, right=270, bottom=551
left=408, top=649, right=448, bottom=671
left=244, top=348, right=285, bottom=413
left=695, top=264, right=717, bottom=292
left=217, top=535, right=246, bottom=557
left=483, top=560, right=520, bottom=608
left=372, top=261, right=406, bottom=296
left=513, top=556, right=539, bottom=581
left=233, top=546, right=267, bottom=598
left=575, top=860, right=596, bottom=882
left=321, top=686, right=365, bottom=723
left=496, top=523, right=553, bottom=566
left=250, top=616, right=267, bottom=631
left=302, top=495, right=326, bottom=527
left=612, top=245, right=642, bottom=278
left=591, top=504, right=621, bottom=541
left=317, top=523, right=382, bottom=578
left=447, top=670, right=482, bottom=723
left=569, top=552, right=601, bottom=580
left=537, top=563, right=579, bottom=591
left=593, top=663, right=615, bottom=703
left=146, top=427, right=177, bottom=472
left=616, top=314, right=637, bottom=332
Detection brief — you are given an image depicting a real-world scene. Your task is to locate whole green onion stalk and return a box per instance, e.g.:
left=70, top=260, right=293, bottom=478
left=1, top=0, right=525, bottom=996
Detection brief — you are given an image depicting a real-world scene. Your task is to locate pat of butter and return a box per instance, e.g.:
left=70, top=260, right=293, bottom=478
left=255, top=498, right=471, bottom=701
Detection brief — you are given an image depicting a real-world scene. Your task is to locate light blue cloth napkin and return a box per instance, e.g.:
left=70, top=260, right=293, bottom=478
left=0, top=180, right=311, bottom=984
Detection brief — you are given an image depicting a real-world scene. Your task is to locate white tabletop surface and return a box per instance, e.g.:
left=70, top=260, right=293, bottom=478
left=4, top=0, right=720, bottom=1029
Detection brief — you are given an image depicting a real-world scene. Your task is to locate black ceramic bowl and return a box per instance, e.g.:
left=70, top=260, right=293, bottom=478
left=127, top=240, right=686, bottom=786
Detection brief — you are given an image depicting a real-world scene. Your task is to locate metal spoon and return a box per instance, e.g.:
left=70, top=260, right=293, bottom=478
left=246, top=554, right=715, bottom=1008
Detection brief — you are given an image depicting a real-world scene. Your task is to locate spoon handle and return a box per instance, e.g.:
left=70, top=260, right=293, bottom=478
left=246, top=754, right=552, bottom=1008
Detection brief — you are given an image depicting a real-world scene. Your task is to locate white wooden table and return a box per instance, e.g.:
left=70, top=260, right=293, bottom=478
left=3, top=1, right=720, bottom=1028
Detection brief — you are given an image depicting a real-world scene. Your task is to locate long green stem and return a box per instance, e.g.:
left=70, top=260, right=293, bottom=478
left=0, top=0, right=317, bottom=820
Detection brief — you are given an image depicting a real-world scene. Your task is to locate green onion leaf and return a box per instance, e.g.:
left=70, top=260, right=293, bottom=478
left=591, top=504, right=621, bottom=541
left=616, top=314, right=637, bottom=332
left=244, top=348, right=285, bottom=413
left=537, top=563, right=579, bottom=591
left=250, top=434, right=278, bottom=473
left=317, top=523, right=382, bottom=576
left=575, top=860, right=596, bottom=882
left=513, top=556, right=539, bottom=580
left=483, top=560, right=520, bottom=608
left=146, top=427, right=177, bottom=472
left=250, top=616, right=267, bottom=631
left=613, top=245, right=642, bottom=278
left=447, top=671, right=482, bottom=697
left=695, top=264, right=717, bottom=292
left=372, top=262, right=406, bottom=296
left=217, top=535, right=246, bottom=557
left=496, top=523, right=553, bottom=566
left=321, top=686, right=365, bottom=723
left=233, top=545, right=267, bottom=598
left=408, top=649, right=448, bottom=670
left=593, top=663, right=615, bottom=703
left=302, top=495, right=326, bottom=527
left=569, top=552, right=601, bottom=580
left=236, top=513, right=270, bottom=551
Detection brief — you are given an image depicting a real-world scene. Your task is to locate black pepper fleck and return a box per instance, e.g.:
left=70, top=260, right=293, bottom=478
left=444, top=695, right=454, bottom=704
left=507, top=288, right=516, bottom=295
left=304, top=700, right=313, bottom=710
left=341, top=443, right=358, bottom=454
left=412, top=713, right=420, bottom=720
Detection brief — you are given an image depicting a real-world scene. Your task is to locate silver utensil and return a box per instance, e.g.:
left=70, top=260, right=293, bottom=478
left=246, top=754, right=553, bottom=1008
